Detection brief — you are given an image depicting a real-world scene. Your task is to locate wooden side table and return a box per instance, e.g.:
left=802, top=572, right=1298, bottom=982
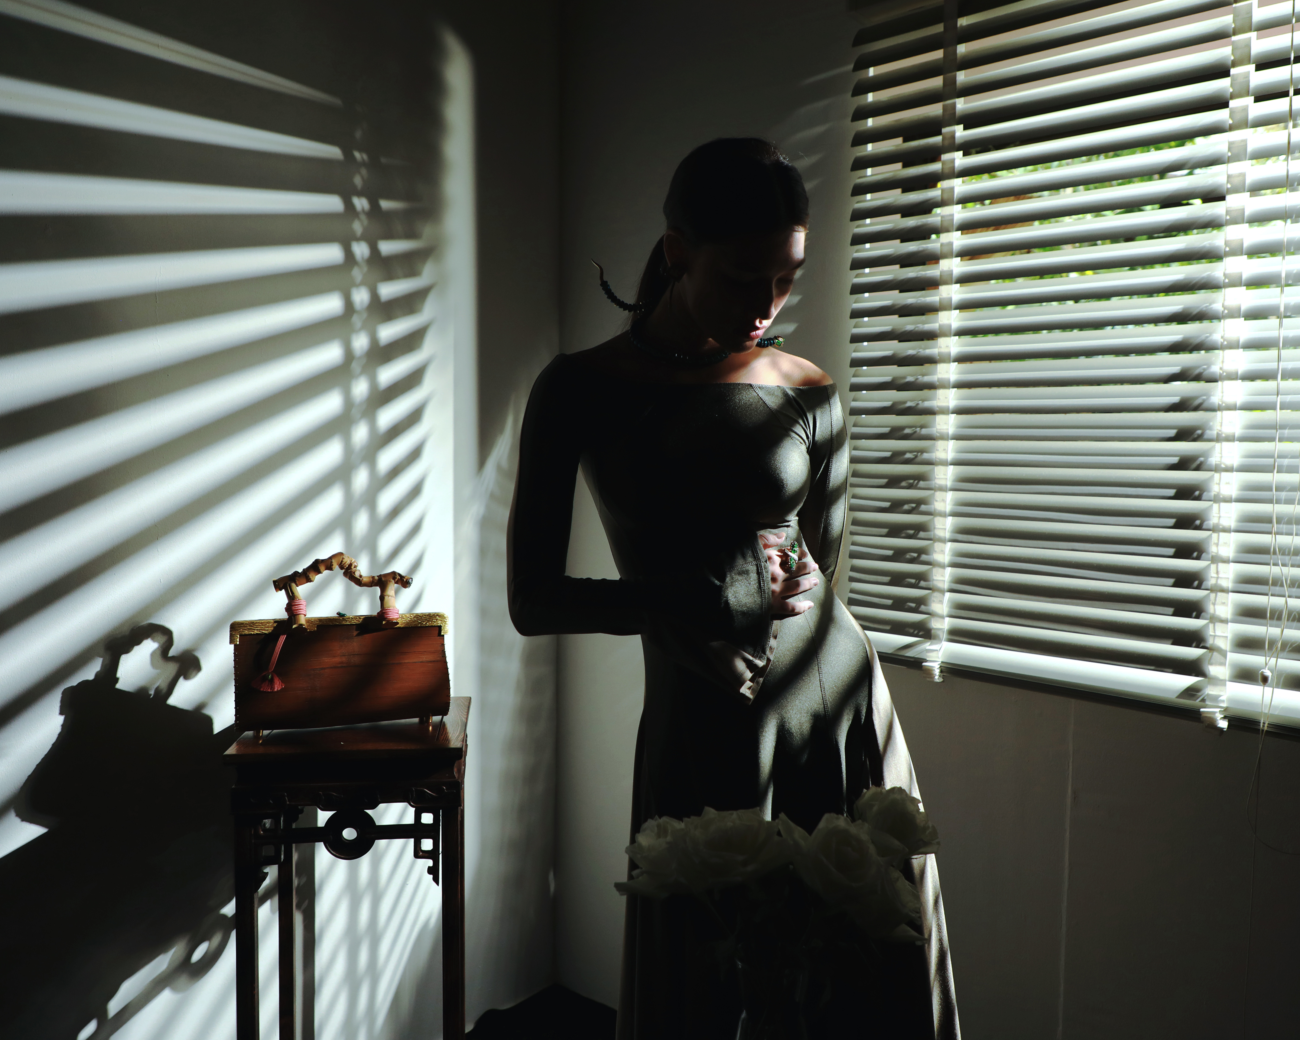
left=225, top=696, right=470, bottom=1040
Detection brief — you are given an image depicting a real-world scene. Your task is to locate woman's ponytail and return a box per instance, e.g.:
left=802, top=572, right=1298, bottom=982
left=633, top=235, right=672, bottom=320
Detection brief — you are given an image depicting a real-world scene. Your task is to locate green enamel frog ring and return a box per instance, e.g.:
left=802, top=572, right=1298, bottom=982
left=779, top=541, right=800, bottom=576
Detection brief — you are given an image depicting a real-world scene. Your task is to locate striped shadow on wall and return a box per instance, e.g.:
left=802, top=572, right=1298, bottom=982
left=0, top=2, right=464, bottom=1038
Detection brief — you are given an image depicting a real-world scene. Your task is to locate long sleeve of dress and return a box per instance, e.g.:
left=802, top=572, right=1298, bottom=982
left=508, top=357, right=778, bottom=660
left=797, top=385, right=849, bottom=586
left=508, top=358, right=647, bottom=636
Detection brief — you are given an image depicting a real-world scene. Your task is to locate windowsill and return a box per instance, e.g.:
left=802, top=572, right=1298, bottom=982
left=873, top=638, right=1300, bottom=739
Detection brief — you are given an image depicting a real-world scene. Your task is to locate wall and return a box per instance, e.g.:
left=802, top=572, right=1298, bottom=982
left=388, top=3, right=562, bottom=1033
left=0, top=2, right=558, bottom=1038
left=554, top=4, right=1300, bottom=1040
left=888, top=663, right=1300, bottom=1040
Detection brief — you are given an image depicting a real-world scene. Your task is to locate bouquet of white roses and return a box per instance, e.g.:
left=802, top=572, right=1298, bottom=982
left=615, top=787, right=939, bottom=1038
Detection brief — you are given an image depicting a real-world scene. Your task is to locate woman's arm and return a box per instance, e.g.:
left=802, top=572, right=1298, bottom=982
left=796, top=385, right=849, bottom=586
left=507, top=357, right=645, bottom=636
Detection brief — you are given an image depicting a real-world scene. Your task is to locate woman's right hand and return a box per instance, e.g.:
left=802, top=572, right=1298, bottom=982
left=760, top=532, right=819, bottom=618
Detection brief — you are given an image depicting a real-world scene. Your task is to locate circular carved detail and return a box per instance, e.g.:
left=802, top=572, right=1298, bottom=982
left=322, top=808, right=376, bottom=860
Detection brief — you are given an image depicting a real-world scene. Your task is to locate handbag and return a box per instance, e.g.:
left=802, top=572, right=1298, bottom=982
left=230, top=552, right=448, bottom=733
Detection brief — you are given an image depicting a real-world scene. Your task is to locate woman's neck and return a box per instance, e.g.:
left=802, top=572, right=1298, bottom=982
left=641, top=284, right=721, bottom=361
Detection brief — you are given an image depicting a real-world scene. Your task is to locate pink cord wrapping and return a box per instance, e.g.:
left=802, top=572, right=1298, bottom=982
left=253, top=598, right=307, bottom=692
left=378, top=607, right=400, bottom=621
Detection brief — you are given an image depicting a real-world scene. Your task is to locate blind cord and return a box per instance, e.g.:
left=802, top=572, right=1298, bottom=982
left=1247, top=0, right=1300, bottom=856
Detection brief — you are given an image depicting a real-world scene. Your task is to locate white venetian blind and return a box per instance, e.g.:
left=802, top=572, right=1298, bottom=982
left=847, top=0, right=1300, bottom=725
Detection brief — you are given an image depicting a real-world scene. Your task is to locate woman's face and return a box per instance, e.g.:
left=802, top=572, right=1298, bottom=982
left=665, top=226, right=806, bottom=351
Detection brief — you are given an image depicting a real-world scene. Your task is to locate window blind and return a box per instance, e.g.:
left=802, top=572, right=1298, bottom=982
left=847, top=0, right=1300, bottom=726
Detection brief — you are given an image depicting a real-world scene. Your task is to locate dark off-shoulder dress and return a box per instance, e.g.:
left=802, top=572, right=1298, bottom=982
left=508, top=353, right=959, bottom=1039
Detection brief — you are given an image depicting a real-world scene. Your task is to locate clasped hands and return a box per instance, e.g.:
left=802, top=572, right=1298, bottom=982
left=761, top=532, right=819, bottom=618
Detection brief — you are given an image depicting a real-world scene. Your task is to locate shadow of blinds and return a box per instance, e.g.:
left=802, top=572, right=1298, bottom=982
left=0, top=1, right=457, bottom=1036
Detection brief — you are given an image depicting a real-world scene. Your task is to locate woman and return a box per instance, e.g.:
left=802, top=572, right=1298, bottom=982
left=509, top=139, right=958, bottom=1038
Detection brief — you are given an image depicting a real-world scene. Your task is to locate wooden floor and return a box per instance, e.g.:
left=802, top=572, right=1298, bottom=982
left=467, top=985, right=615, bottom=1040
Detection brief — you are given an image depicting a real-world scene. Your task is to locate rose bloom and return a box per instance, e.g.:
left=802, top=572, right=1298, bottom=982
left=627, top=816, right=689, bottom=876
left=680, top=807, right=792, bottom=891
left=617, top=816, right=692, bottom=898
left=780, top=813, right=922, bottom=941
left=617, top=807, right=792, bottom=898
left=853, top=786, right=940, bottom=864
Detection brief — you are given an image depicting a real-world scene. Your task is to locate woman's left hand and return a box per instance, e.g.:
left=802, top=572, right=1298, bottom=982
left=760, top=532, right=819, bottom=618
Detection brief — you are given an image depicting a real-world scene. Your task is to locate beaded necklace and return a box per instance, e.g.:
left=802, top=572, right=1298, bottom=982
left=627, top=320, right=731, bottom=368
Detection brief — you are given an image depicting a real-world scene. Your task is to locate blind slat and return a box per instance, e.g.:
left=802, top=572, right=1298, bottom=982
left=848, top=0, right=1300, bottom=719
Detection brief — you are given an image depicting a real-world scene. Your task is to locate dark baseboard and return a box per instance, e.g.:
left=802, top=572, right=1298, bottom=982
left=467, top=984, right=616, bottom=1040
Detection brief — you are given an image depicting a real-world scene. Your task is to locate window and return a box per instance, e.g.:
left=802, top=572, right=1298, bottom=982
left=847, top=0, right=1300, bottom=726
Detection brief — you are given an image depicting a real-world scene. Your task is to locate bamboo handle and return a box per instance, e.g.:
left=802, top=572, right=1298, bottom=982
left=271, top=552, right=412, bottom=627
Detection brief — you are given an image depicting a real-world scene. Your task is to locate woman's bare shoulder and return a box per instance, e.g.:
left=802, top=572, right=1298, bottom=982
left=568, top=335, right=669, bottom=381
left=568, top=337, right=625, bottom=368
left=564, top=338, right=834, bottom=387
left=768, top=348, right=834, bottom=387
left=566, top=336, right=635, bottom=369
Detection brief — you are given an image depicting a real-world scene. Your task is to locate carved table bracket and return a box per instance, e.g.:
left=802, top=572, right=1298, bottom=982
left=244, top=806, right=442, bottom=878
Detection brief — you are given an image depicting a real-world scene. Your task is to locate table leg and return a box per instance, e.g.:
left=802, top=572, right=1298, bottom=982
left=279, top=812, right=296, bottom=1040
left=235, top=815, right=260, bottom=1040
left=442, top=804, right=465, bottom=1040
left=299, top=807, right=317, bottom=1040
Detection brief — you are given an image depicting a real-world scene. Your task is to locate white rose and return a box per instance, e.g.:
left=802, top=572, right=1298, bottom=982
left=616, top=816, right=693, bottom=898
left=853, top=786, right=940, bottom=863
left=626, top=816, right=688, bottom=875
left=780, top=813, right=922, bottom=941
left=615, top=808, right=792, bottom=898
left=680, top=807, right=792, bottom=891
